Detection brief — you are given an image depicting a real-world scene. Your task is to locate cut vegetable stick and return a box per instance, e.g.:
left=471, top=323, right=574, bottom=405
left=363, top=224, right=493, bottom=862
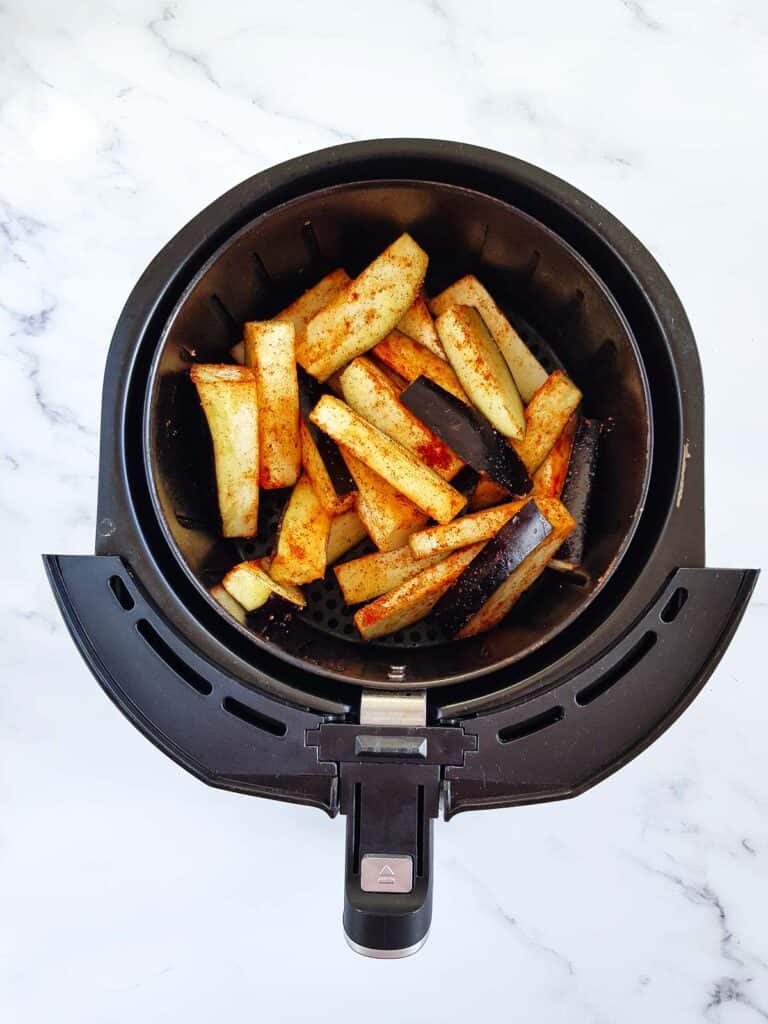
left=244, top=320, right=301, bottom=490
left=276, top=268, right=351, bottom=345
left=551, top=418, right=601, bottom=572
left=299, top=234, right=428, bottom=379
left=270, top=475, right=332, bottom=586
left=436, top=304, right=525, bottom=439
left=430, top=275, right=547, bottom=401
left=310, top=395, right=467, bottom=524
left=469, top=475, right=512, bottom=510
left=354, top=543, right=484, bottom=641
left=457, top=498, right=576, bottom=638
left=190, top=364, right=259, bottom=538
left=230, top=269, right=350, bottom=366
left=399, top=377, right=531, bottom=496
left=327, top=509, right=368, bottom=565
left=408, top=499, right=528, bottom=559
left=222, top=558, right=305, bottom=609
left=532, top=412, right=578, bottom=499
left=335, top=545, right=447, bottom=606
left=397, top=292, right=445, bottom=358
left=373, top=360, right=409, bottom=393
left=374, top=331, right=468, bottom=403
left=299, top=419, right=356, bottom=516
left=512, top=371, right=583, bottom=474
left=339, top=357, right=463, bottom=479
left=209, top=584, right=246, bottom=623
left=341, top=449, right=427, bottom=551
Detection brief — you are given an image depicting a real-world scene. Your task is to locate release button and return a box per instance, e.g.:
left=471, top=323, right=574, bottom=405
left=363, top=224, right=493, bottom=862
left=360, top=855, right=414, bottom=894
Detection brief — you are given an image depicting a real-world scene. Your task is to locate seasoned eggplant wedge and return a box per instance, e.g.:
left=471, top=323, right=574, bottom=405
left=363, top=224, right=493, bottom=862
left=244, top=320, right=301, bottom=490
left=310, top=395, right=467, bottom=524
left=190, top=364, right=259, bottom=538
left=209, top=584, right=247, bottom=624
left=334, top=545, right=446, bottom=606
left=270, top=474, right=332, bottom=586
left=297, top=366, right=356, bottom=515
left=399, top=376, right=532, bottom=495
left=430, top=275, right=548, bottom=402
left=339, top=357, right=463, bottom=479
left=222, top=558, right=305, bottom=610
left=512, top=370, right=582, bottom=474
left=455, top=499, right=575, bottom=638
left=230, top=268, right=350, bottom=364
left=326, top=509, right=368, bottom=565
left=532, top=412, right=578, bottom=499
left=354, top=543, right=484, bottom=641
left=435, top=304, right=525, bottom=439
left=397, top=292, right=445, bottom=358
left=450, top=465, right=481, bottom=499
left=374, top=331, right=468, bottom=403
left=341, top=449, right=427, bottom=551
left=408, top=499, right=528, bottom=559
left=299, top=234, right=428, bottom=380
left=550, top=418, right=601, bottom=572
left=469, top=475, right=511, bottom=510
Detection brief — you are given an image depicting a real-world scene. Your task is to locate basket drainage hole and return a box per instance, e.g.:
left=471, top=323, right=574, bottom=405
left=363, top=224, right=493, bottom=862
left=108, top=575, right=134, bottom=611
left=312, top=611, right=323, bottom=622
left=328, top=617, right=339, bottom=629
left=660, top=587, right=688, bottom=623
left=325, top=598, right=338, bottom=610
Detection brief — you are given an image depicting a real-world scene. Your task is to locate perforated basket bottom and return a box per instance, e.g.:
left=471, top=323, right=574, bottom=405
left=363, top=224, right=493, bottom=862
left=232, top=318, right=567, bottom=649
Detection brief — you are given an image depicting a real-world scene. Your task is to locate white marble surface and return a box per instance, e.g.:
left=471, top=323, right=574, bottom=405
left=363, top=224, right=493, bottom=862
left=2, top=1, right=767, bottom=1020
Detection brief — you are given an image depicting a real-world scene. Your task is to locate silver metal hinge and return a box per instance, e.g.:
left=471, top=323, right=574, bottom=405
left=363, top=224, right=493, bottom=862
left=359, top=690, right=427, bottom=728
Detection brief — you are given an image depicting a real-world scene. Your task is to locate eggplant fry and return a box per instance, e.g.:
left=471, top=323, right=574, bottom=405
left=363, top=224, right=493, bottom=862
left=340, top=357, right=463, bottom=479
left=512, top=370, right=582, bottom=474
left=334, top=545, right=446, bottom=606
left=397, top=291, right=445, bottom=358
left=190, top=364, right=259, bottom=538
left=326, top=509, right=369, bottom=565
left=435, top=304, right=525, bottom=439
left=456, top=498, right=576, bottom=638
left=532, top=412, right=578, bottom=499
left=270, top=474, right=332, bottom=586
left=353, top=543, right=484, bottom=641
left=408, top=499, right=528, bottom=559
left=430, top=275, right=547, bottom=401
left=310, top=395, right=467, bottom=524
left=341, top=449, right=427, bottom=552
left=222, top=558, right=305, bottom=609
left=244, top=320, right=301, bottom=490
left=299, top=234, right=428, bottom=380
left=374, top=330, right=468, bottom=403
left=230, top=268, right=350, bottom=364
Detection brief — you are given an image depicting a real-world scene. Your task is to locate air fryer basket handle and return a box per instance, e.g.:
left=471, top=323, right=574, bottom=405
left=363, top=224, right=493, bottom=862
left=341, top=763, right=437, bottom=957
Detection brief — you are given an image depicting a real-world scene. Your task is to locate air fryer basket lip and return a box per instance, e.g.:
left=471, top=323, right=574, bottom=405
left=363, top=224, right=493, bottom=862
left=142, top=176, right=652, bottom=687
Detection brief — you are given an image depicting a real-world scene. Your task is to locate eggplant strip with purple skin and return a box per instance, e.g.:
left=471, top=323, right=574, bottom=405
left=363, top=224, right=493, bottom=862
left=549, top=418, right=601, bottom=573
left=457, top=499, right=576, bottom=638
left=297, top=366, right=357, bottom=515
left=399, top=376, right=532, bottom=495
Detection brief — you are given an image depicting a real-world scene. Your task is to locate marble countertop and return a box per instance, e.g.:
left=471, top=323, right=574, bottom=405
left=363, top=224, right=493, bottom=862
left=2, top=1, right=767, bottom=1021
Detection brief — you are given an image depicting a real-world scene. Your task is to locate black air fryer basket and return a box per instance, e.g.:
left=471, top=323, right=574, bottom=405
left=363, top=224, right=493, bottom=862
left=45, top=140, right=758, bottom=958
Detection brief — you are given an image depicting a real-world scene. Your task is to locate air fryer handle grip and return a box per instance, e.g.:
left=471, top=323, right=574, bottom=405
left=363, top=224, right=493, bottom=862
left=341, top=765, right=437, bottom=957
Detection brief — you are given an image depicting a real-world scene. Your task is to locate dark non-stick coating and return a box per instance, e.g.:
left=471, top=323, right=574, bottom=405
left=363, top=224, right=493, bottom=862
left=146, top=180, right=651, bottom=686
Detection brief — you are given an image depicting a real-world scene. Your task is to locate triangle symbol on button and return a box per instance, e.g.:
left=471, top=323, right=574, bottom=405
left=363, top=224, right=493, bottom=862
left=379, top=865, right=395, bottom=877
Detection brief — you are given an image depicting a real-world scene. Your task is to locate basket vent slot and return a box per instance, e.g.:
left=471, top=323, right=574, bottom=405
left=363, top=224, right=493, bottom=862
left=221, top=696, right=286, bottom=737
left=135, top=619, right=213, bottom=695
left=498, top=704, right=564, bottom=743
left=575, top=630, right=657, bottom=707
left=660, top=587, right=688, bottom=623
left=108, top=575, right=134, bottom=611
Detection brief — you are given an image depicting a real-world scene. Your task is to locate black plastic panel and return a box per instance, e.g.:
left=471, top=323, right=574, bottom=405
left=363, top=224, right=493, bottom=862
left=444, top=567, right=758, bottom=816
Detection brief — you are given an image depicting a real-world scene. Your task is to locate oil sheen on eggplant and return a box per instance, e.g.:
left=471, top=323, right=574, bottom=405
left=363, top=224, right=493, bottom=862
left=431, top=499, right=552, bottom=636
left=400, top=376, right=532, bottom=495
left=297, top=366, right=356, bottom=496
left=555, top=418, right=601, bottom=569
